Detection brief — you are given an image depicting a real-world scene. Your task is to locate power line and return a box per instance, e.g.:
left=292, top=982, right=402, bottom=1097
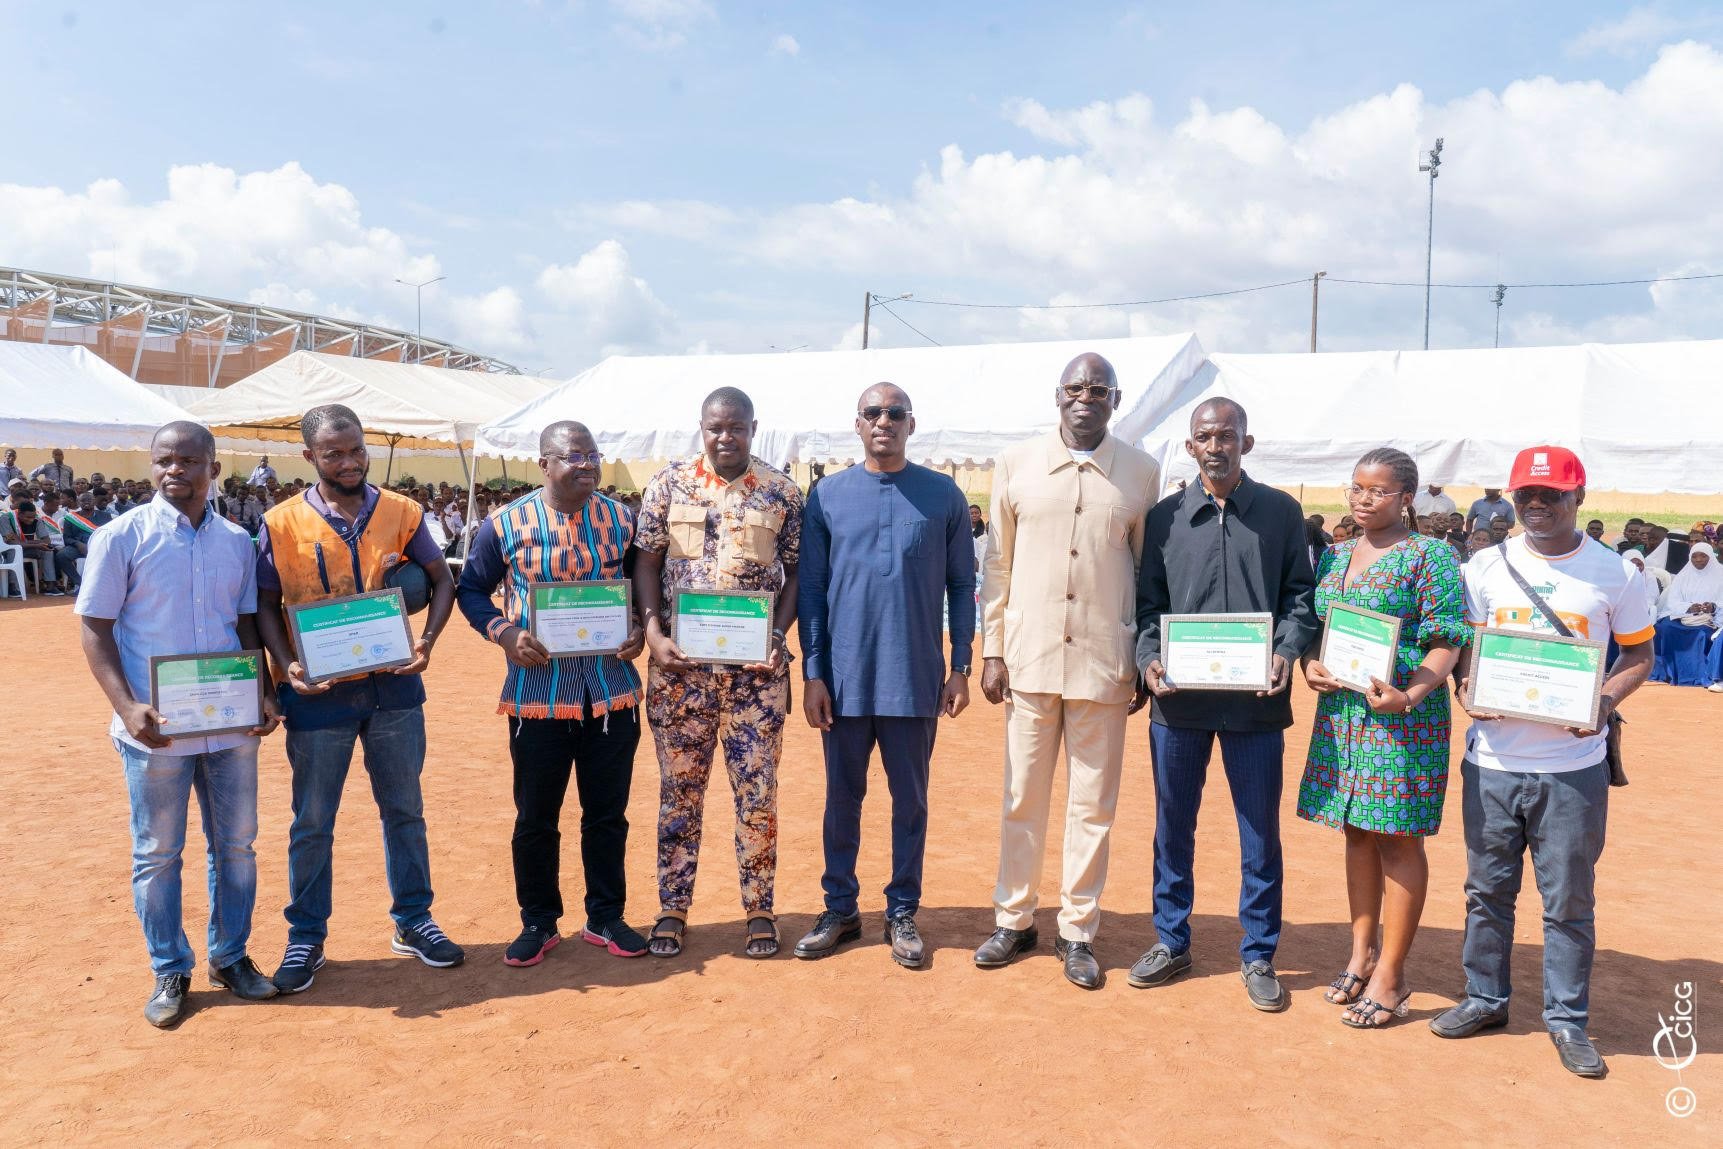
left=891, top=269, right=1723, bottom=312
left=900, top=278, right=1309, bottom=310
left=1329, top=270, right=1723, bottom=290
left=874, top=300, right=942, bottom=345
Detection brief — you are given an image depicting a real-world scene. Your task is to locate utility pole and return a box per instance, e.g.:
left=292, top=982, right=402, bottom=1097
left=1418, top=137, right=1443, bottom=350
left=1309, top=270, right=1326, bottom=352
left=395, top=274, right=446, bottom=363
left=860, top=292, right=912, bottom=350
left=1491, top=283, right=1506, bottom=347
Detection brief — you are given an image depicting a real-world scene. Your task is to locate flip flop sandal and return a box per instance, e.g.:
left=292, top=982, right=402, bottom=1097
left=1342, top=989, right=1412, bottom=1029
left=1325, top=970, right=1368, bottom=1004
left=648, top=913, right=685, bottom=958
left=744, top=916, right=779, bottom=960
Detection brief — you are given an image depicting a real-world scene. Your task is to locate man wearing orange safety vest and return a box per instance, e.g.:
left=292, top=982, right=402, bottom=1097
left=252, top=403, right=462, bottom=994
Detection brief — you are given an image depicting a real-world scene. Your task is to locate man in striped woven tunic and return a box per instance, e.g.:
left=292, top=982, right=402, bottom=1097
left=457, top=420, right=649, bottom=966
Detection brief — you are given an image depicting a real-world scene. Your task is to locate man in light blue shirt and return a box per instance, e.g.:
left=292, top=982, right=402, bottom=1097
left=76, top=421, right=283, bottom=1028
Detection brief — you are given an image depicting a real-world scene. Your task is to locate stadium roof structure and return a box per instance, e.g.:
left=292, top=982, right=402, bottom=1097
left=0, top=266, right=520, bottom=390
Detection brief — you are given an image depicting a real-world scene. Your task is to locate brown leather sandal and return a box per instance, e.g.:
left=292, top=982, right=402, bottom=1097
left=648, top=912, right=685, bottom=958
left=744, top=916, right=779, bottom=959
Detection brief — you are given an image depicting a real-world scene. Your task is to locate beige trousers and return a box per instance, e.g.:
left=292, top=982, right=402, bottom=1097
left=992, top=689, right=1128, bottom=942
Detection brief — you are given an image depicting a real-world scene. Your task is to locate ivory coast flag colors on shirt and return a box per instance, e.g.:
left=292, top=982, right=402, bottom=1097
left=1462, top=534, right=1655, bottom=774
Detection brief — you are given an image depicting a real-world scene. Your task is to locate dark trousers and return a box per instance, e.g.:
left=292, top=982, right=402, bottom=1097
left=819, top=714, right=938, bottom=920
left=1148, top=722, right=1284, bottom=963
left=508, top=712, right=640, bottom=930
left=1460, top=758, right=1609, bottom=1031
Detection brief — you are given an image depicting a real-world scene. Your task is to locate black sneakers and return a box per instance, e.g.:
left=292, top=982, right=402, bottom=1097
left=392, top=919, right=466, bottom=967
left=272, top=943, right=326, bottom=994
left=582, top=919, right=648, bottom=958
left=504, top=923, right=562, bottom=967
left=144, top=973, right=191, bottom=1028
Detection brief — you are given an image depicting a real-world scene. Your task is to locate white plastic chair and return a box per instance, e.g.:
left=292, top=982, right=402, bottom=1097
left=0, top=542, right=26, bottom=601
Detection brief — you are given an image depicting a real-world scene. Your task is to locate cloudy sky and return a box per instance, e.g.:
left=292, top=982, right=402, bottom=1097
left=3, top=2, right=1721, bottom=374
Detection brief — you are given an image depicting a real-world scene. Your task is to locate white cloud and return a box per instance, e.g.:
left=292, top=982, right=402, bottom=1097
left=770, top=33, right=800, bottom=57
left=0, top=162, right=681, bottom=371
left=609, top=0, right=715, bottom=50
left=594, top=42, right=1723, bottom=352
left=1566, top=6, right=1694, bottom=57
left=537, top=239, right=677, bottom=357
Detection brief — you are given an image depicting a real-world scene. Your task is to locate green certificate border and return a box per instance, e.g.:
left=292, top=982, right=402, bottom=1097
left=527, top=579, right=633, bottom=658
left=286, top=587, right=416, bottom=684
left=1160, top=612, right=1274, bottom=691
left=671, top=587, right=775, bottom=667
left=148, top=649, right=265, bottom=738
left=1318, top=602, right=1404, bottom=694
left=1465, top=626, right=1607, bottom=729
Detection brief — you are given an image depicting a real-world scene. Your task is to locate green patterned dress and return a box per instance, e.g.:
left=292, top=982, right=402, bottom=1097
left=1297, top=534, right=1470, bottom=837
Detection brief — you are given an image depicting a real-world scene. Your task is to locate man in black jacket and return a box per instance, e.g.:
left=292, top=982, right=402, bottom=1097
left=1129, top=397, right=1318, bottom=1011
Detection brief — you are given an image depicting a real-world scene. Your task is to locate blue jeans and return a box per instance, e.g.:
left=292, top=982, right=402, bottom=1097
left=1460, top=758, right=1609, bottom=1031
left=116, top=740, right=260, bottom=975
left=1148, top=723, right=1284, bottom=963
left=820, top=715, right=938, bottom=919
left=283, top=706, right=433, bottom=945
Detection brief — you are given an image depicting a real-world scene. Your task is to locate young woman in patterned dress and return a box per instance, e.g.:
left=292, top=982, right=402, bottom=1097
left=1298, top=449, right=1470, bottom=1028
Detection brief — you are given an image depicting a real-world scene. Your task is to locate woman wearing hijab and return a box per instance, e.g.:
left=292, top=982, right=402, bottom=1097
left=1652, top=543, right=1722, bottom=686
left=1298, top=448, right=1468, bottom=1029
left=1663, top=544, right=1722, bottom=621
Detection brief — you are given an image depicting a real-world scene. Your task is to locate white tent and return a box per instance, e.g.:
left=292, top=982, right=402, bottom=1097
left=475, top=334, right=1207, bottom=466
left=0, top=343, right=194, bottom=451
left=187, top=351, right=543, bottom=451
left=1137, top=340, right=1723, bottom=496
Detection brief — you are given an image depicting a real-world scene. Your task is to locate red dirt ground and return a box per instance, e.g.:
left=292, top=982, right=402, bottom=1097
left=2, top=597, right=1718, bottom=1146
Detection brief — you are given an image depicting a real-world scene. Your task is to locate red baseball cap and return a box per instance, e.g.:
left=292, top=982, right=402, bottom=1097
left=1507, top=445, right=1586, bottom=492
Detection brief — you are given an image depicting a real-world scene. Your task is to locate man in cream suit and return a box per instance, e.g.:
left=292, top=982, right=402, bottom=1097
left=973, top=352, right=1159, bottom=989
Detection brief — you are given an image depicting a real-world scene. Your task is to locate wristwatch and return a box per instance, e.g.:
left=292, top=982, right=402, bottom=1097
left=951, top=663, right=972, bottom=678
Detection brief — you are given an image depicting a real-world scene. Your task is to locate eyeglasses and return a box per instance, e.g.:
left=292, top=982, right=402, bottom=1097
left=1344, top=485, right=1404, bottom=503
left=546, top=451, right=604, bottom=468
left=1510, top=486, right=1571, bottom=505
left=858, top=405, right=912, bottom=422
left=1060, top=383, right=1115, bottom=401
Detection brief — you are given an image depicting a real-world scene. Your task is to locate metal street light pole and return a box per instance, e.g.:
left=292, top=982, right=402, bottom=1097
left=1309, top=270, right=1326, bottom=352
left=395, top=275, right=446, bottom=363
left=1491, top=284, right=1506, bottom=347
left=1418, top=137, right=1443, bottom=350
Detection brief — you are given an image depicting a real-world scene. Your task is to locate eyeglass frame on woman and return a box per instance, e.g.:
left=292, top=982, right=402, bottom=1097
left=1344, top=484, right=1405, bottom=503
left=545, top=451, right=604, bottom=467
left=858, top=405, right=912, bottom=422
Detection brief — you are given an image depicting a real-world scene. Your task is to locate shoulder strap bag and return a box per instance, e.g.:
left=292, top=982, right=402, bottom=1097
left=1494, top=542, right=1627, bottom=786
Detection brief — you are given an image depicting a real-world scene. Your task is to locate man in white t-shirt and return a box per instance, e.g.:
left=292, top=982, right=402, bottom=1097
left=1431, top=445, right=1653, bottom=1080
left=1413, top=483, right=1456, bottom=518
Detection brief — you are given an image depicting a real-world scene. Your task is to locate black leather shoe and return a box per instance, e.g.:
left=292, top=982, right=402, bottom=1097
left=885, top=915, right=926, bottom=969
left=1428, top=999, right=1511, bottom=1039
left=974, top=926, right=1038, bottom=968
left=1055, top=939, right=1102, bottom=989
left=793, top=910, right=863, bottom=959
left=144, top=973, right=190, bottom=1028
left=209, top=955, right=279, bottom=1001
left=1550, top=1026, right=1608, bottom=1078
left=1127, top=943, right=1191, bottom=988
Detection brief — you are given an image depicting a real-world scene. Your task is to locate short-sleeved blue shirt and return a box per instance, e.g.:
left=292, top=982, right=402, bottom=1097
left=74, top=493, right=260, bottom=756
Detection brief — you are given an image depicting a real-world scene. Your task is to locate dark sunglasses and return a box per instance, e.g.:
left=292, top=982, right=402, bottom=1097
left=1510, top=486, right=1572, bottom=505
left=858, top=405, right=912, bottom=422
left=1061, top=383, right=1114, bottom=401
